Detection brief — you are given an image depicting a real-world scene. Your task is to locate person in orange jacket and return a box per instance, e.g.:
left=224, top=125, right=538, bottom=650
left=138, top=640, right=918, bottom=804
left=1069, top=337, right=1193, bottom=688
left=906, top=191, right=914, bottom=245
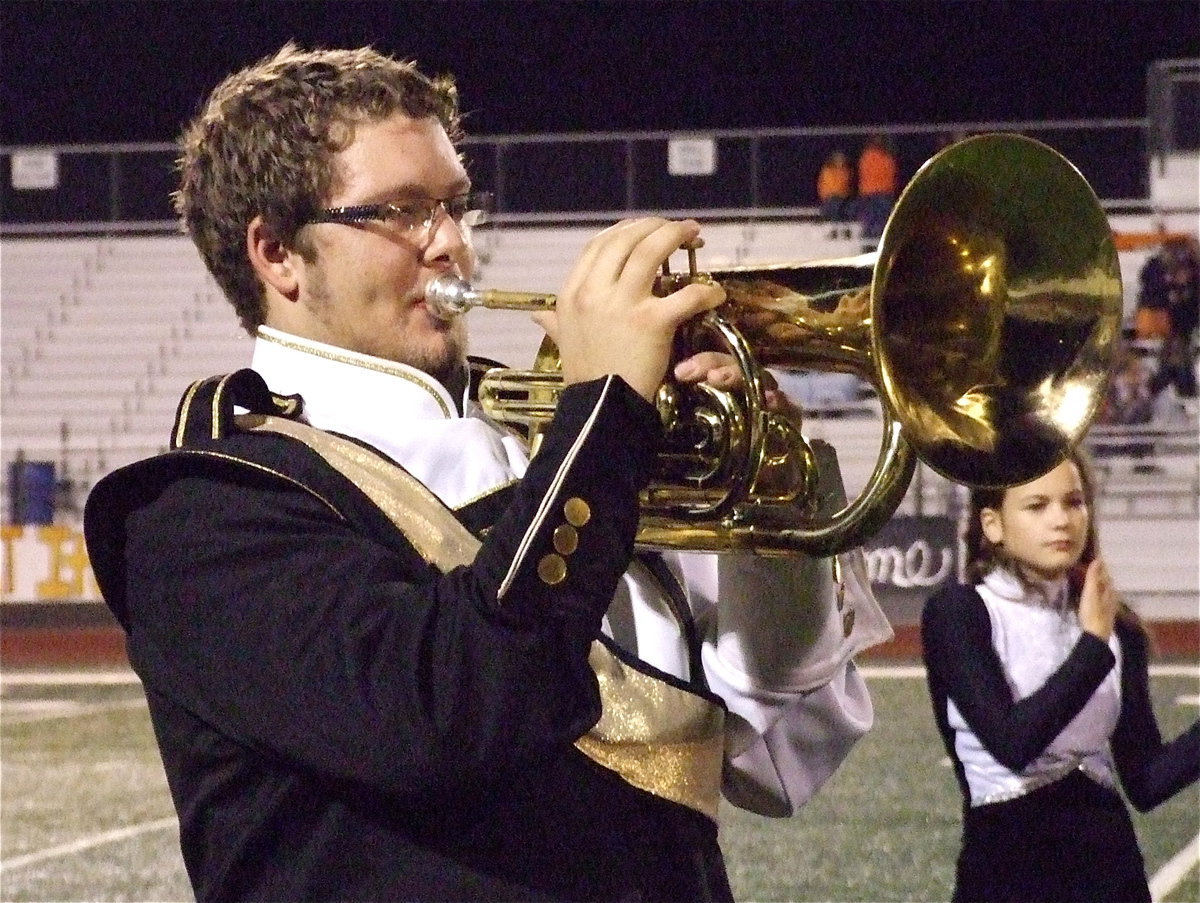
left=816, top=149, right=853, bottom=237
left=856, top=133, right=898, bottom=247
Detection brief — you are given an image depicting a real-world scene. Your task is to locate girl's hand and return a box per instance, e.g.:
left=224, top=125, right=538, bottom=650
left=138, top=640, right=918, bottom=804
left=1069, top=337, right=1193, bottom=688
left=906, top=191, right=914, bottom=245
left=1078, top=558, right=1118, bottom=641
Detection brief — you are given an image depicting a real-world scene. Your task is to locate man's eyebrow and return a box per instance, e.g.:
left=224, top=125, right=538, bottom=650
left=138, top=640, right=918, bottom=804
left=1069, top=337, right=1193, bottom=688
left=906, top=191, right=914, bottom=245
left=363, top=179, right=473, bottom=204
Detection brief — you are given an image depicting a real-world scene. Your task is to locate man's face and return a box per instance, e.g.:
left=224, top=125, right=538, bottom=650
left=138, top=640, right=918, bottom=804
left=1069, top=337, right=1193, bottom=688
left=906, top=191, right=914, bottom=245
left=281, top=113, right=474, bottom=382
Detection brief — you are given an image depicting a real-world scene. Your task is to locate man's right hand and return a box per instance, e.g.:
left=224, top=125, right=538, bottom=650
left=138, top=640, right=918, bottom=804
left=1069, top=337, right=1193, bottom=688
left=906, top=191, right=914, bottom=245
left=534, top=218, right=726, bottom=402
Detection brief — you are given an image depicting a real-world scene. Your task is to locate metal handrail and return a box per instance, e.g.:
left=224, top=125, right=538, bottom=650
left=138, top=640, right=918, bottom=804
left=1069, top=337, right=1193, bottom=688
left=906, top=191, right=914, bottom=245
left=0, top=116, right=1162, bottom=236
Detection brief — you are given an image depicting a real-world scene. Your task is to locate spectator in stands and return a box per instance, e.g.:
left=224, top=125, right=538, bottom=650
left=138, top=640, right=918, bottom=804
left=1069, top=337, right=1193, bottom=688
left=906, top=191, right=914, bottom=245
left=921, top=448, right=1199, bottom=903
left=855, top=132, right=898, bottom=249
left=816, top=149, right=854, bottom=238
left=1148, top=235, right=1199, bottom=401
left=82, top=43, right=890, bottom=902
left=1133, top=243, right=1173, bottom=341
left=1100, top=341, right=1154, bottom=426
left=1094, top=340, right=1156, bottom=464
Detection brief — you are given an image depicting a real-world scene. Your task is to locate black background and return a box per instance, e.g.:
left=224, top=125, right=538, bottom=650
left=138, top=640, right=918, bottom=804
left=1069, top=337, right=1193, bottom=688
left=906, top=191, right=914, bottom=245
left=2, top=0, right=1199, bottom=146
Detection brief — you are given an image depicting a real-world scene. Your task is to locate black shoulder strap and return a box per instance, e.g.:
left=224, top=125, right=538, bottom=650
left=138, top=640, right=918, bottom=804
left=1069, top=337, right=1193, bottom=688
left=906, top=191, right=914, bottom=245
left=637, top=551, right=707, bottom=691
left=171, top=369, right=301, bottom=449
left=165, top=369, right=480, bottom=570
left=237, top=413, right=481, bottom=572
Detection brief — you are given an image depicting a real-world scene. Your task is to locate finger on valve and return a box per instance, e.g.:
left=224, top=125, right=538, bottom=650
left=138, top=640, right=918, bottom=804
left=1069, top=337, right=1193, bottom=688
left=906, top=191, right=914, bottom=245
left=556, top=220, right=722, bottom=400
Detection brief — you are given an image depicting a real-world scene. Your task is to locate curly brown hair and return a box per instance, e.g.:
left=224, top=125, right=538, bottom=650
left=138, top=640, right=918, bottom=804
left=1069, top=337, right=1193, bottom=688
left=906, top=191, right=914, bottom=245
left=174, top=43, right=462, bottom=333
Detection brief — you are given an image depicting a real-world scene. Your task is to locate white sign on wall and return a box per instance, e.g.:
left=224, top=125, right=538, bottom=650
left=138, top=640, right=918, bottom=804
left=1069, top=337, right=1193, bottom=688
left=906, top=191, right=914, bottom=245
left=10, top=151, right=60, bottom=190
left=668, top=137, right=716, bottom=176
left=1149, top=152, right=1199, bottom=209
left=2, top=524, right=102, bottom=601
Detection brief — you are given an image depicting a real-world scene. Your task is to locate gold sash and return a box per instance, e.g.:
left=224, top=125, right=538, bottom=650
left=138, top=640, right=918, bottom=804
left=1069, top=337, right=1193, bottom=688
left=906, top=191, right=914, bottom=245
left=575, top=642, right=724, bottom=820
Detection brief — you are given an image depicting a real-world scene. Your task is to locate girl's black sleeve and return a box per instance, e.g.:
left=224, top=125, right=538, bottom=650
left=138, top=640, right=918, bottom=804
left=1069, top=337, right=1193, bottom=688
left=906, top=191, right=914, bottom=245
left=1110, top=620, right=1200, bottom=812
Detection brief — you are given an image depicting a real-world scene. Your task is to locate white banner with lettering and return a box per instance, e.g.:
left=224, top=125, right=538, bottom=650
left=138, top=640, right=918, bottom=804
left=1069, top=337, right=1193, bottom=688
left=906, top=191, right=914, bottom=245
left=862, top=515, right=962, bottom=624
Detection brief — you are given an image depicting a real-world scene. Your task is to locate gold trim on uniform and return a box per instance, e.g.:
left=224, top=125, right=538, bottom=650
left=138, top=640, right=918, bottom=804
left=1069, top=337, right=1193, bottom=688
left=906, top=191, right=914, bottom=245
left=238, top=414, right=480, bottom=568
left=173, top=380, right=203, bottom=448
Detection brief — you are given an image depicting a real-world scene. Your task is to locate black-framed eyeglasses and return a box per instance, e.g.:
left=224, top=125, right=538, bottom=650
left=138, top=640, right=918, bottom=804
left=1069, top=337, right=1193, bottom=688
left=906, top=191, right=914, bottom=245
left=304, top=190, right=493, bottom=241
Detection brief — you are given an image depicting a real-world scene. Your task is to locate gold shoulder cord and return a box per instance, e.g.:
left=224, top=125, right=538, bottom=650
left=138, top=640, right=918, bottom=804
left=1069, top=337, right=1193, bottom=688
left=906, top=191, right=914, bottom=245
left=238, top=413, right=724, bottom=821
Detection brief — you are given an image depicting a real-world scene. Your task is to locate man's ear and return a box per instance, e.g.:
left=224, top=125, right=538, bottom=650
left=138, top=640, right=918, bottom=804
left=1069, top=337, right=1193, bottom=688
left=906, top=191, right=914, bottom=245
left=247, top=215, right=299, bottom=299
left=980, top=507, right=1003, bottom=545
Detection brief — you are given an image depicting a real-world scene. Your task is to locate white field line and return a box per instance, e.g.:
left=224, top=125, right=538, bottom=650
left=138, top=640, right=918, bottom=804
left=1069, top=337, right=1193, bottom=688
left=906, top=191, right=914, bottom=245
left=1150, top=831, right=1200, bottom=903
left=858, top=664, right=926, bottom=679
left=1, top=669, right=140, bottom=686
left=857, top=664, right=1200, bottom=679
left=0, top=697, right=147, bottom=724
left=0, top=816, right=178, bottom=874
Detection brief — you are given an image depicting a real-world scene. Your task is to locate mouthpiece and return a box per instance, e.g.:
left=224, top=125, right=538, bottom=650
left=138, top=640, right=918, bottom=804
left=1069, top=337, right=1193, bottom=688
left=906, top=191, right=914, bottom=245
left=425, top=275, right=479, bottom=319
left=424, top=275, right=557, bottom=321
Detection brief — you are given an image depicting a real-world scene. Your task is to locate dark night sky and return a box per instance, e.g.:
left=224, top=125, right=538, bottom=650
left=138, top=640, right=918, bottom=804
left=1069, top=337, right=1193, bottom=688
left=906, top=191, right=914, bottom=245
left=1, top=0, right=1198, bottom=147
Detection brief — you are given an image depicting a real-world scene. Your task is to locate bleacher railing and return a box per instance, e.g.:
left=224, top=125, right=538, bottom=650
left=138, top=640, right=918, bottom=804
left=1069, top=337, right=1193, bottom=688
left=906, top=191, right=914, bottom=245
left=0, top=117, right=1161, bottom=235
left=4, top=55, right=1196, bottom=232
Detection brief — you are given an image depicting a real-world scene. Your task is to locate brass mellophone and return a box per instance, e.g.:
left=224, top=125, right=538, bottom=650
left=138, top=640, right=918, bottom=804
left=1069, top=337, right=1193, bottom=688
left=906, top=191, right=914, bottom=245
left=428, top=134, right=1123, bottom=556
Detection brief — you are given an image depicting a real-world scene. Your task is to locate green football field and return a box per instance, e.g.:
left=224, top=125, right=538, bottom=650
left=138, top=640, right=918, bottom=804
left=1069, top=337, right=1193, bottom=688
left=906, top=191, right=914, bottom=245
left=2, top=665, right=1196, bottom=902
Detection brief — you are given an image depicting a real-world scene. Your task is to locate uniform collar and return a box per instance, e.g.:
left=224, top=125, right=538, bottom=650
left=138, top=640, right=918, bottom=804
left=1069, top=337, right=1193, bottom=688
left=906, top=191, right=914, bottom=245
left=982, top=566, right=1070, bottom=611
left=252, top=325, right=466, bottom=424
left=249, top=326, right=527, bottom=509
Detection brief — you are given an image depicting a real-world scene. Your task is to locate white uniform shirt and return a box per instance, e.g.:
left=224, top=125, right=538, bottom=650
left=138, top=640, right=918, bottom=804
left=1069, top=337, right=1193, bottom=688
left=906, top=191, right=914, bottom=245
left=948, top=567, right=1122, bottom=805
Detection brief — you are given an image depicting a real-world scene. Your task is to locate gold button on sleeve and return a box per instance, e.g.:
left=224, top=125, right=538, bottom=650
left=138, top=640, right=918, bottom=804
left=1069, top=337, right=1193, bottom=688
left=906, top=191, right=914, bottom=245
left=537, top=553, right=568, bottom=585
left=842, top=608, right=856, bottom=638
left=563, top=497, right=591, bottom=527
left=553, top=524, right=579, bottom=555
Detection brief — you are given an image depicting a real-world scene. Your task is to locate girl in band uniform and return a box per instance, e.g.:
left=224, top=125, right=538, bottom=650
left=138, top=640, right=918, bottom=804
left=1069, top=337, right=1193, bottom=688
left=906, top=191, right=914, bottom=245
left=921, top=450, right=1199, bottom=902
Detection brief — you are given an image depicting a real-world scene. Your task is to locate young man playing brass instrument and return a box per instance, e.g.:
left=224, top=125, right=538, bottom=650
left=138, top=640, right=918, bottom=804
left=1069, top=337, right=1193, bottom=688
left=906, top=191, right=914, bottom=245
left=84, top=43, right=891, bottom=901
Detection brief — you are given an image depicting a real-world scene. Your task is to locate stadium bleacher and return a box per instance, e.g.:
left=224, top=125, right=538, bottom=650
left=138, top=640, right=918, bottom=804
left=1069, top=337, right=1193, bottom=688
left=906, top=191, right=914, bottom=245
left=2, top=238, right=247, bottom=451
left=0, top=222, right=862, bottom=482
left=1, top=222, right=1197, bottom=621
